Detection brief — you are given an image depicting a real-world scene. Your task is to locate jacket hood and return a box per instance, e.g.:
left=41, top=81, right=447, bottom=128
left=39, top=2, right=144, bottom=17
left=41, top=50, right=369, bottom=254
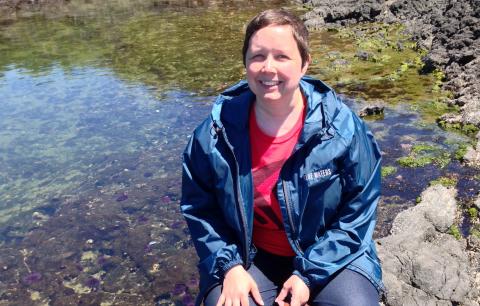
left=210, top=76, right=341, bottom=142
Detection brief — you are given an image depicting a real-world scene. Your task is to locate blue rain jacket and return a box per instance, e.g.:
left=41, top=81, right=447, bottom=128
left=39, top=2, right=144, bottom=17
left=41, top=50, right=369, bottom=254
left=181, top=76, right=384, bottom=304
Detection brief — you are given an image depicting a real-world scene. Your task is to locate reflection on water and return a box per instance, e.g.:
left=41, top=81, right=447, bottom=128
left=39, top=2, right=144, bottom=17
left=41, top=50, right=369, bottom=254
left=0, top=0, right=479, bottom=304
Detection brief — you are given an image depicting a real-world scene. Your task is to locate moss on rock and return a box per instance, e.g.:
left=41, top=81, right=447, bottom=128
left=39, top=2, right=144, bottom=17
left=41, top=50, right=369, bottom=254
left=381, top=166, right=397, bottom=178
left=429, top=177, right=458, bottom=188
left=448, top=225, right=462, bottom=240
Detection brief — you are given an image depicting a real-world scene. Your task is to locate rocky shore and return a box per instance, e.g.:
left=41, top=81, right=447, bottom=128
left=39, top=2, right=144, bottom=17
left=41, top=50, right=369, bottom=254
left=0, top=0, right=61, bottom=13
left=302, top=0, right=480, bottom=131
left=301, top=2, right=480, bottom=304
left=377, top=184, right=480, bottom=306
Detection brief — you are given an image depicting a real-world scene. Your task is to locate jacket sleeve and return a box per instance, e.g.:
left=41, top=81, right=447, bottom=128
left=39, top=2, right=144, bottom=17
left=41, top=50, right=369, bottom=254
left=292, top=113, right=381, bottom=289
left=180, top=130, right=243, bottom=282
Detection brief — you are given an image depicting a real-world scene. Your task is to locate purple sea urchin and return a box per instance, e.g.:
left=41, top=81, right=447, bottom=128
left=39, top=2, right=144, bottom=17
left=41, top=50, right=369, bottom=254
left=172, top=283, right=187, bottom=295
left=116, top=193, right=128, bottom=202
left=171, top=220, right=184, bottom=229
left=182, top=293, right=194, bottom=306
left=85, top=277, right=100, bottom=291
left=22, top=272, right=42, bottom=285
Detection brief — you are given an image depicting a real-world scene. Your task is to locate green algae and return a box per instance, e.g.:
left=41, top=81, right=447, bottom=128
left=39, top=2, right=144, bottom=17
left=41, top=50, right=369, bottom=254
left=397, top=142, right=451, bottom=168
left=381, top=166, right=397, bottom=178
left=28, top=290, right=50, bottom=305
left=1, top=6, right=455, bottom=118
left=81, top=251, right=98, bottom=262
left=471, top=228, right=480, bottom=239
left=468, top=207, right=478, bottom=220
left=438, top=121, right=480, bottom=137
left=412, top=144, right=437, bottom=154
left=455, top=143, right=469, bottom=161
left=397, top=156, right=433, bottom=168
left=308, top=23, right=453, bottom=123
left=429, top=176, right=458, bottom=188
left=110, top=9, right=250, bottom=94
left=449, top=224, right=462, bottom=240
left=0, top=2, right=295, bottom=94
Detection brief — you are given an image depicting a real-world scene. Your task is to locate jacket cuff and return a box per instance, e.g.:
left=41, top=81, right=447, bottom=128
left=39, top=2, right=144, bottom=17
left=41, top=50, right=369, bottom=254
left=219, top=259, right=244, bottom=278
left=292, top=270, right=312, bottom=290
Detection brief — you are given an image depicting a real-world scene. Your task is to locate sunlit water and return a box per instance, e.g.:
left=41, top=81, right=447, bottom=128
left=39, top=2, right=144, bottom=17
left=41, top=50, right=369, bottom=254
left=0, top=1, right=479, bottom=304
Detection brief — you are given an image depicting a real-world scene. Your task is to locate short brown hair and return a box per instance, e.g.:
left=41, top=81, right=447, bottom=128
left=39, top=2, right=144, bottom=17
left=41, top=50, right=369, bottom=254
left=242, top=9, right=310, bottom=68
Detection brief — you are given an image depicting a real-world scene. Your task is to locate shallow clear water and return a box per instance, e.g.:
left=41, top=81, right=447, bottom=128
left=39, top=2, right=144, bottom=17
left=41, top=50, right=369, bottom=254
left=0, top=1, right=478, bottom=304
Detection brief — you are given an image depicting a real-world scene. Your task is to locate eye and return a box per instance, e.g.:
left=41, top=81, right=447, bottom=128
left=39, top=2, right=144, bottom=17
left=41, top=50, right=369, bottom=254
left=250, top=54, right=265, bottom=61
left=276, top=54, right=290, bottom=60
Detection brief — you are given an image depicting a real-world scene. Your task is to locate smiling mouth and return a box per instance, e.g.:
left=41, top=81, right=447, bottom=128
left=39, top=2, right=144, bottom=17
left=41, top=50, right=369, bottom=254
left=260, top=80, right=281, bottom=86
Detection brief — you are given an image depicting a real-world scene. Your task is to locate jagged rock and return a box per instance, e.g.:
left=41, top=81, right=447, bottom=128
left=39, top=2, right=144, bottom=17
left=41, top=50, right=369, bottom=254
left=464, top=145, right=480, bottom=168
left=302, top=0, right=480, bottom=129
left=359, top=104, right=384, bottom=117
left=355, top=50, right=375, bottom=61
left=377, top=185, right=480, bottom=305
left=303, top=16, right=325, bottom=30
left=302, top=0, right=384, bottom=25
left=438, top=113, right=463, bottom=125
left=463, top=131, right=480, bottom=168
left=475, top=192, right=480, bottom=211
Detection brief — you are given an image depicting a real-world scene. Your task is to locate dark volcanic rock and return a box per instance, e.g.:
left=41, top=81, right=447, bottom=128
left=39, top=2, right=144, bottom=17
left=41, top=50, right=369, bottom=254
left=303, top=0, right=480, bottom=128
left=303, top=0, right=384, bottom=26
left=359, top=104, right=384, bottom=117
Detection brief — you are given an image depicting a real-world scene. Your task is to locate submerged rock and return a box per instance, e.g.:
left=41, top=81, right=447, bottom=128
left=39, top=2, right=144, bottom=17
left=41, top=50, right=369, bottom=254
left=355, top=50, right=375, bottom=61
left=359, top=104, right=385, bottom=117
left=377, top=185, right=480, bottom=305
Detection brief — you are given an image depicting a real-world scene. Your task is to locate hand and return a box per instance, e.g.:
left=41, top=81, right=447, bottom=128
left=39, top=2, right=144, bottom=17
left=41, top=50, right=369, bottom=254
left=216, top=265, right=264, bottom=306
left=275, top=275, right=309, bottom=306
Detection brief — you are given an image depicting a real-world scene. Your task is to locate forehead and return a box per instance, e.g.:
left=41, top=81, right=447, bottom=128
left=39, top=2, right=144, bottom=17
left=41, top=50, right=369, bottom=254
left=248, top=25, right=297, bottom=50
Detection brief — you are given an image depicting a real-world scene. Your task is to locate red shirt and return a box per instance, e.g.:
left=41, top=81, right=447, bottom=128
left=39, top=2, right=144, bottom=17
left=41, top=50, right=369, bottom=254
left=249, top=104, right=304, bottom=256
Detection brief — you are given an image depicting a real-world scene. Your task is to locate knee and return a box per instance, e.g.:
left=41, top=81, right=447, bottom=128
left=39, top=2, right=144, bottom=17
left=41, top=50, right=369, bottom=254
left=311, top=292, right=379, bottom=306
left=311, top=269, right=380, bottom=306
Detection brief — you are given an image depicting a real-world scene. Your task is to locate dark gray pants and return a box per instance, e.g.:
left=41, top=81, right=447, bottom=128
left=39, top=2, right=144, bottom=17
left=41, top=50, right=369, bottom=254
left=204, top=249, right=379, bottom=306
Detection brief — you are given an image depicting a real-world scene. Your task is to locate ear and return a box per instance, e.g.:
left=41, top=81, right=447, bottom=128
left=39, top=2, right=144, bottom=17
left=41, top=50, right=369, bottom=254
left=301, top=54, right=312, bottom=74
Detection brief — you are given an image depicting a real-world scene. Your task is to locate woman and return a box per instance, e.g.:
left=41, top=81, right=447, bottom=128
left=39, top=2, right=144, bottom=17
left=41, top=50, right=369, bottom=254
left=181, top=9, right=384, bottom=306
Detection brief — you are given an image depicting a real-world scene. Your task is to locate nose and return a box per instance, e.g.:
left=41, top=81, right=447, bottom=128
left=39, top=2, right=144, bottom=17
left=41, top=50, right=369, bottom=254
left=261, top=56, right=275, bottom=73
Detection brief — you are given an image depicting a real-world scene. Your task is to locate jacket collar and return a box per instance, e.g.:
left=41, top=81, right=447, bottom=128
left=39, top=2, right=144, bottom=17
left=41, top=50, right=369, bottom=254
left=211, top=76, right=338, bottom=141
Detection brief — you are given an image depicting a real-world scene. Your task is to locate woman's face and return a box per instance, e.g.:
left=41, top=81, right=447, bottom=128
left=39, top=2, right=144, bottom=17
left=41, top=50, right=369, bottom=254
left=245, top=25, right=309, bottom=108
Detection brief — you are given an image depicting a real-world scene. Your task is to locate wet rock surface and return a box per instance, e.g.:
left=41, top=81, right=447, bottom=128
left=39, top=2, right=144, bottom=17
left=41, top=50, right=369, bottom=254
left=464, top=131, right=480, bottom=168
left=377, top=185, right=480, bottom=306
left=303, top=0, right=480, bottom=129
left=359, top=104, right=385, bottom=118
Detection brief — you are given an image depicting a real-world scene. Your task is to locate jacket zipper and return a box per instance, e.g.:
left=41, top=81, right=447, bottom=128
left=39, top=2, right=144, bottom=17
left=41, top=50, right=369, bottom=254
left=282, top=179, right=304, bottom=255
left=220, top=128, right=250, bottom=268
left=280, top=127, right=334, bottom=256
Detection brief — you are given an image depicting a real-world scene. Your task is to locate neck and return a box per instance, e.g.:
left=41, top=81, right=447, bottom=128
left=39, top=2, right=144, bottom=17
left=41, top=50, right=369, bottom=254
left=254, top=88, right=304, bottom=137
